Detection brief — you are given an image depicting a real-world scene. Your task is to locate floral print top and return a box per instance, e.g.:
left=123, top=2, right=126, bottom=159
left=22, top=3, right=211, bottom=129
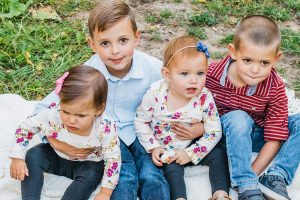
left=9, top=106, right=121, bottom=189
left=135, top=79, right=222, bottom=164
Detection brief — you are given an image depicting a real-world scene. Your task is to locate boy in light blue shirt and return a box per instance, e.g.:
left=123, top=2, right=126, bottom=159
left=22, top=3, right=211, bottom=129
left=33, top=1, right=169, bottom=199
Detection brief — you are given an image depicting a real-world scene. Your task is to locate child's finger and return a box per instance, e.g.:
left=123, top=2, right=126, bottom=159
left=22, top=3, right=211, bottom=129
left=25, top=167, right=29, bottom=176
left=167, top=153, right=178, bottom=164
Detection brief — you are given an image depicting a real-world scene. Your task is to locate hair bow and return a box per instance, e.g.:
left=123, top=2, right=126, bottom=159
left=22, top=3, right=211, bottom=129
left=55, top=72, right=69, bottom=95
left=197, top=41, right=210, bottom=58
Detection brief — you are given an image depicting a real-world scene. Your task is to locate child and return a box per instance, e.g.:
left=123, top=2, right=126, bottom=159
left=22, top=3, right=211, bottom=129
left=33, top=1, right=173, bottom=199
left=203, top=15, right=300, bottom=200
left=135, top=36, right=231, bottom=200
left=9, top=65, right=121, bottom=200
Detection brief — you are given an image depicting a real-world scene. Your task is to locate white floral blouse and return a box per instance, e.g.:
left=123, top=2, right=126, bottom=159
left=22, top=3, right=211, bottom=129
left=135, top=79, right=222, bottom=164
left=9, top=105, right=121, bottom=189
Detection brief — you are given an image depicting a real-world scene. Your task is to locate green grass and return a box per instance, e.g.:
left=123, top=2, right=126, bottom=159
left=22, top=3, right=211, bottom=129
left=187, top=27, right=207, bottom=40
left=204, top=0, right=297, bottom=22
left=0, top=0, right=94, bottom=100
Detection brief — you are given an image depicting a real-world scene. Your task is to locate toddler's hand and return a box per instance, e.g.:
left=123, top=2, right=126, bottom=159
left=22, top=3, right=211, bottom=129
left=94, top=187, right=112, bottom=200
left=151, top=147, right=164, bottom=167
left=167, top=149, right=191, bottom=165
left=172, top=120, right=204, bottom=140
left=47, top=137, right=95, bottom=159
left=10, top=158, right=28, bottom=181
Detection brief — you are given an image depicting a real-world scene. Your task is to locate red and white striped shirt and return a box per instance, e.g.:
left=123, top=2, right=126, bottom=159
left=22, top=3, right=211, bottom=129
left=206, top=55, right=289, bottom=141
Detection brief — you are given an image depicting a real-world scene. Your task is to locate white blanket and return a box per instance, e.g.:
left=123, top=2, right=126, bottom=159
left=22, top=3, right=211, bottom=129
left=0, top=93, right=299, bottom=200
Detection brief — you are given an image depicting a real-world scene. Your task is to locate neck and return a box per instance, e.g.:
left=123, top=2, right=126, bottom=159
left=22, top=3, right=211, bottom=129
left=167, top=88, right=191, bottom=111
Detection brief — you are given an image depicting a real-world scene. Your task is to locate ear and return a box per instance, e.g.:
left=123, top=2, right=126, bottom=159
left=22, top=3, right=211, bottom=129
left=228, top=43, right=237, bottom=60
left=134, top=30, right=141, bottom=47
left=274, top=51, right=282, bottom=63
left=96, top=103, right=105, bottom=116
left=87, top=36, right=97, bottom=53
left=161, top=67, right=171, bottom=83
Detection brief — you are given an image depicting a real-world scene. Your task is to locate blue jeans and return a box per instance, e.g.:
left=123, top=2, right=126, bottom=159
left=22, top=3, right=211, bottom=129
left=221, top=110, right=300, bottom=192
left=22, top=143, right=104, bottom=200
left=111, top=138, right=170, bottom=200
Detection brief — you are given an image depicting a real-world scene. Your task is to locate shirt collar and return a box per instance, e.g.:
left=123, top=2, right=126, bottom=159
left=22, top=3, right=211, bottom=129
left=96, top=50, right=144, bottom=81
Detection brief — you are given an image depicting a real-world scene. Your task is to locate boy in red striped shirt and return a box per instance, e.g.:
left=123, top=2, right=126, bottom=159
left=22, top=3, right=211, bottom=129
left=205, top=15, right=300, bottom=200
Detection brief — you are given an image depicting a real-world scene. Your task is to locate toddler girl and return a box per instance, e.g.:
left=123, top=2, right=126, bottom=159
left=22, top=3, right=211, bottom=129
left=9, top=65, right=121, bottom=200
left=135, top=36, right=231, bottom=200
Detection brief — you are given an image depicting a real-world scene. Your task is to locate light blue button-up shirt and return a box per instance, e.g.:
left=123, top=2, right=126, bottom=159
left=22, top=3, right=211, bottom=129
left=34, top=50, right=162, bottom=146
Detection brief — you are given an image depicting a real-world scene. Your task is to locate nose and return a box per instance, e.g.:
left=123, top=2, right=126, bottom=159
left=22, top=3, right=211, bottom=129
left=68, top=115, right=76, bottom=124
left=251, top=63, right=260, bottom=74
left=189, top=74, right=197, bottom=83
left=111, top=44, right=120, bottom=55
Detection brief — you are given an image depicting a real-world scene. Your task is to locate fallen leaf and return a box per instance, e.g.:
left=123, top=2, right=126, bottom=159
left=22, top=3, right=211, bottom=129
left=25, top=52, right=34, bottom=66
left=29, top=6, right=61, bottom=21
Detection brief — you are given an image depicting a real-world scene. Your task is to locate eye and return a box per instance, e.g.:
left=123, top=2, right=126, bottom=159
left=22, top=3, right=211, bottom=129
left=120, top=38, right=128, bottom=44
left=197, top=71, right=205, bottom=76
left=261, top=61, right=270, bottom=66
left=100, top=41, right=110, bottom=47
left=180, top=72, right=188, bottom=76
left=243, top=58, right=252, bottom=64
left=76, top=114, right=86, bottom=118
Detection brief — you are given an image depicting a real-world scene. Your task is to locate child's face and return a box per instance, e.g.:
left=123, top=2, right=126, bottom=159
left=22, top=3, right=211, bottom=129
left=60, top=98, right=103, bottom=135
left=162, top=53, right=207, bottom=101
left=88, top=17, right=140, bottom=78
left=228, top=40, right=281, bottom=87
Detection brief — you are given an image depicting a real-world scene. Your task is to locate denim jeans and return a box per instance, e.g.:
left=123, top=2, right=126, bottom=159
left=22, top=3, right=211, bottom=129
left=111, top=138, right=170, bottom=200
left=163, top=145, right=230, bottom=200
left=221, top=110, right=300, bottom=192
left=22, top=143, right=104, bottom=200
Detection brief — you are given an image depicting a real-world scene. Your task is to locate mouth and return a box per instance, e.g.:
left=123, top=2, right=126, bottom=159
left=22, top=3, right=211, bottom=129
left=66, top=125, right=78, bottom=131
left=186, top=88, right=197, bottom=94
left=110, top=57, right=124, bottom=64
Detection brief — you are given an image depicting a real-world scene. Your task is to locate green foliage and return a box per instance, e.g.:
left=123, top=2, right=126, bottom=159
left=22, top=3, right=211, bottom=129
left=219, top=34, right=234, bottom=45
left=189, top=12, right=218, bottom=26
left=146, top=14, right=158, bottom=23
left=187, top=27, right=207, bottom=39
left=205, top=0, right=293, bottom=21
left=0, top=18, right=92, bottom=99
left=0, top=0, right=32, bottom=18
left=281, top=29, right=300, bottom=55
left=160, top=9, right=173, bottom=19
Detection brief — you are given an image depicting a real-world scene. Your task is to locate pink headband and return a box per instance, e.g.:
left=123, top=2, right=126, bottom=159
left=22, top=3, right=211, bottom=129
left=55, top=72, right=69, bottom=95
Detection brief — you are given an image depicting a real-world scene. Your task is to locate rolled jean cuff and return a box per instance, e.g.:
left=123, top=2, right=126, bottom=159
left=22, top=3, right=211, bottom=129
left=267, top=166, right=289, bottom=184
left=232, top=178, right=259, bottom=193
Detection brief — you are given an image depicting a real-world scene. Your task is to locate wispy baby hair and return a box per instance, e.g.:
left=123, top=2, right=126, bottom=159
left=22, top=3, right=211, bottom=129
left=59, top=65, right=108, bottom=109
left=234, top=15, right=281, bottom=52
left=88, top=0, right=137, bottom=38
left=164, top=36, right=209, bottom=68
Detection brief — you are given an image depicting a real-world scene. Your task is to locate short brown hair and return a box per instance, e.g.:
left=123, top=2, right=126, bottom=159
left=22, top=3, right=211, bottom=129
left=59, top=65, right=108, bottom=109
left=164, top=36, right=204, bottom=67
left=88, top=0, right=137, bottom=38
left=234, top=15, right=281, bottom=52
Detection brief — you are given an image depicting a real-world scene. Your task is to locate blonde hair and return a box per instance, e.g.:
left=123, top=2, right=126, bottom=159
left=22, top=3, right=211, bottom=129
left=234, top=15, right=281, bottom=52
left=88, top=0, right=137, bottom=38
left=163, top=36, right=206, bottom=68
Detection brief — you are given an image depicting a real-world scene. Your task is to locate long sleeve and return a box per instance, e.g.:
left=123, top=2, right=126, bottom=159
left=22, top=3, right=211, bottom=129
left=33, top=91, right=59, bottom=115
left=100, top=118, right=122, bottom=190
left=135, top=87, right=161, bottom=152
left=185, top=91, right=222, bottom=165
left=9, top=110, right=50, bottom=160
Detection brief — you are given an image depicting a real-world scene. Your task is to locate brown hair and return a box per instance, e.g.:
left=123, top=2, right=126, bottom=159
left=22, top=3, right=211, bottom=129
left=163, top=36, right=206, bottom=67
left=234, top=15, right=281, bottom=52
left=59, top=65, right=108, bottom=109
left=88, top=0, right=137, bottom=38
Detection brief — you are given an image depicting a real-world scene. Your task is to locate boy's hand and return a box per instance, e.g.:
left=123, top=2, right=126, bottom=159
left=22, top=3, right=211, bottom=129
left=151, top=147, right=164, bottom=167
left=10, top=158, right=29, bottom=181
left=167, top=149, right=191, bottom=165
left=94, top=187, right=112, bottom=200
left=172, top=120, right=204, bottom=140
left=47, top=137, right=95, bottom=159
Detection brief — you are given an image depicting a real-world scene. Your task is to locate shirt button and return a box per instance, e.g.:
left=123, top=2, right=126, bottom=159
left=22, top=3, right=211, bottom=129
left=252, top=107, right=256, bottom=110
